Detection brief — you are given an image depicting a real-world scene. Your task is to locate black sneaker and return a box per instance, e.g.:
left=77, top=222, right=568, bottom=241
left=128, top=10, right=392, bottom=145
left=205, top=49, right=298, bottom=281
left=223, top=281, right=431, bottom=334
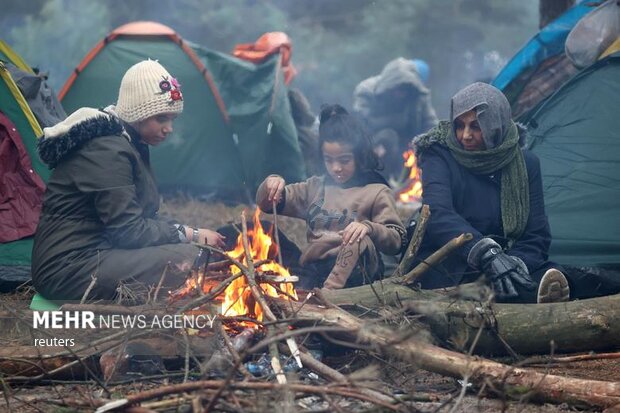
left=537, top=268, right=570, bottom=303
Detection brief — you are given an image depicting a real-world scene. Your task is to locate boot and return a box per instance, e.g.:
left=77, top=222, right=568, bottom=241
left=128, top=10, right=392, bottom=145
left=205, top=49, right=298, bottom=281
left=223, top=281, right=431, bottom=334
left=537, top=268, right=570, bottom=303
left=323, top=243, right=362, bottom=289
left=323, top=237, right=380, bottom=289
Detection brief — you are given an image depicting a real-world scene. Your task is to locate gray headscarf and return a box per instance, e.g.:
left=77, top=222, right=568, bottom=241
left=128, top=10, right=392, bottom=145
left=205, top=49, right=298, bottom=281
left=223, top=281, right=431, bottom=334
left=413, top=82, right=529, bottom=244
left=449, top=82, right=512, bottom=150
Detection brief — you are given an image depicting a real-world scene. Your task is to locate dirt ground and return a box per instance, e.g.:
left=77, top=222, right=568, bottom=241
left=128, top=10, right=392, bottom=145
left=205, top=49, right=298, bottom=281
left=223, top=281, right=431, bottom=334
left=1, top=199, right=618, bottom=412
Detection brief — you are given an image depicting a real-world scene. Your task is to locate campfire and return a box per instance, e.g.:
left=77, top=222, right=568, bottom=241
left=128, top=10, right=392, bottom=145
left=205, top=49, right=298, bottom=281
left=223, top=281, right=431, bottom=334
left=173, top=210, right=298, bottom=330
left=396, top=149, right=423, bottom=203
left=221, top=211, right=297, bottom=327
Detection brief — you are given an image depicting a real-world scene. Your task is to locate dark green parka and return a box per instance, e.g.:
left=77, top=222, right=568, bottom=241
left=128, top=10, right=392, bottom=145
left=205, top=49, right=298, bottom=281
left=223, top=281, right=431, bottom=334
left=32, top=108, right=196, bottom=301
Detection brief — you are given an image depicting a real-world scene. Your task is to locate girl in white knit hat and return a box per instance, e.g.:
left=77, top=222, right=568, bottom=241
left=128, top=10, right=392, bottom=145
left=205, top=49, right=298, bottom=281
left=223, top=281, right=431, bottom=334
left=32, top=60, right=225, bottom=302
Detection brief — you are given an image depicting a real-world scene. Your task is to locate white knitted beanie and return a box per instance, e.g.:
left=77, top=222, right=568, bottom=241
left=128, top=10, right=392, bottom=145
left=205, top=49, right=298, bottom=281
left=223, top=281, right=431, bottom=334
left=115, top=60, right=183, bottom=123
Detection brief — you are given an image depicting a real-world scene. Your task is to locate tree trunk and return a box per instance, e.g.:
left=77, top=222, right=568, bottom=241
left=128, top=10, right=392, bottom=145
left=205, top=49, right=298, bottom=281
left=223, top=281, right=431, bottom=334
left=285, top=302, right=620, bottom=409
left=321, top=282, right=620, bottom=355
left=539, top=0, right=575, bottom=29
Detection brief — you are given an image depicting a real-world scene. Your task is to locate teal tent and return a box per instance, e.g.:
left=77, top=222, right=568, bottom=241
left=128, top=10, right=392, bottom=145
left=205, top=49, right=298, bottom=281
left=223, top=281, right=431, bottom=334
left=527, top=53, right=620, bottom=267
left=60, top=21, right=305, bottom=201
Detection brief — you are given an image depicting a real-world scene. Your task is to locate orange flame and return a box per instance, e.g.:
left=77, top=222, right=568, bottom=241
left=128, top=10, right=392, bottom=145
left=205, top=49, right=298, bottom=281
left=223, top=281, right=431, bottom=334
left=220, top=210, right=297, bottom=328
left=397, top=149, right=423, bottom=203
left=170, top=211, right=297, bottom=329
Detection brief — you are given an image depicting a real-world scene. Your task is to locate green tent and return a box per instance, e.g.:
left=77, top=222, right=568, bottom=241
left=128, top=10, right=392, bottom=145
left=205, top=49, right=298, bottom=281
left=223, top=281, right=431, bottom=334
left=527, top=53, right=620, bottom=267
left=0, top=40, right=49, bottom=285
left=60, top=21, right=305, bottom=201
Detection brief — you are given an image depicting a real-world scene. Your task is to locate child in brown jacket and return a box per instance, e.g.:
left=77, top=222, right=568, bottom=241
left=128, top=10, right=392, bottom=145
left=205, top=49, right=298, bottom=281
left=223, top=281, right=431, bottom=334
left=256, top=104, right=405, bottom=289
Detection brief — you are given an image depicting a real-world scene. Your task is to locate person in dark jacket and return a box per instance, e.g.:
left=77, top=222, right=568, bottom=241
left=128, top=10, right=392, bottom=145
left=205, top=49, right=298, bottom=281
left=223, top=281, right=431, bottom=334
left=32, top=60, right=225, bottom=302
left=353, top=57, right=438, bottom=181
left=410, top=82, right=569, bottom=303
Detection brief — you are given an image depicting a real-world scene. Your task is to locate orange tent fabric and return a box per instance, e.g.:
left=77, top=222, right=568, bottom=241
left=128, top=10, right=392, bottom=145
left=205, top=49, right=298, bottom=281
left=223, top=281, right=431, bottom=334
left=233, top=32, right=297, bottom=85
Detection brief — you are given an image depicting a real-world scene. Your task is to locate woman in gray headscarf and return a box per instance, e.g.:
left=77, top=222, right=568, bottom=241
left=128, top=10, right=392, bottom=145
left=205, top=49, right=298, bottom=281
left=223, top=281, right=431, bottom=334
left=410, top=82, right=569, bottom=303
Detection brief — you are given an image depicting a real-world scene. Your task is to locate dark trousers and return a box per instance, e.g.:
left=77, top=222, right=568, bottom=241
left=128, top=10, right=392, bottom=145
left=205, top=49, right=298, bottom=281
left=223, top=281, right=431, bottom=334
left=35, top=243, right=198, bottom=302
left=416, top=252, right=620, bottom=303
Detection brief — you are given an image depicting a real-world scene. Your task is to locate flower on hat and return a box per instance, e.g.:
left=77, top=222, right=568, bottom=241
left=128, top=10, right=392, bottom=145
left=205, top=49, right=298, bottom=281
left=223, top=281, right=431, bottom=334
left=158, top=75, right=183, bottom=104
left=159, top=79, right=172, bottom=92
left=170, top=90, right=182, bottom=102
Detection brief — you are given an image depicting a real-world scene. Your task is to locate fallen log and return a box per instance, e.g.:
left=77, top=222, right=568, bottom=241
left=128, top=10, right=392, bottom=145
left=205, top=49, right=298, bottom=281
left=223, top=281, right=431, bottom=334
left=283, top=301, right=620, bottom=409
left=321, top=283, right=620, bottom=355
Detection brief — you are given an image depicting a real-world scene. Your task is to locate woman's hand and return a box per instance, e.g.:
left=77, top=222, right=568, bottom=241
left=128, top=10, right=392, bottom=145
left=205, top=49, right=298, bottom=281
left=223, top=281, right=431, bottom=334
left=340, top=222, right=371, bottom=245
left=200, top=229, right=226, bottom=249
left=264, top=175, right=286, bottom=204
left=186, top=227, right=226, bottom=249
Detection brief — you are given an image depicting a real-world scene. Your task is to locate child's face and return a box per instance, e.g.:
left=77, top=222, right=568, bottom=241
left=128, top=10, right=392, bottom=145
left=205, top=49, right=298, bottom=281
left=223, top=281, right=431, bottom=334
left=322, top=141, right=356, bottom=184
left=134, top=113, right=178, bottom=146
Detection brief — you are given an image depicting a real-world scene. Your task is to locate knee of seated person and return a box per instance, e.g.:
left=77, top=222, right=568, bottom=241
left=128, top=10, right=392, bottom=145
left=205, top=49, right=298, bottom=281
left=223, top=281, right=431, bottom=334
left=358, top=235, right=375, bottom=250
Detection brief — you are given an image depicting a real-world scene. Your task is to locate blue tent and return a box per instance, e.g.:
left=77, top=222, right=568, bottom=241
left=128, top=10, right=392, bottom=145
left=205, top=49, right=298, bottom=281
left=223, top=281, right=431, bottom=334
left=492, top=2, right=595, bottom=91
left=492, top=2, right=599, bottom=119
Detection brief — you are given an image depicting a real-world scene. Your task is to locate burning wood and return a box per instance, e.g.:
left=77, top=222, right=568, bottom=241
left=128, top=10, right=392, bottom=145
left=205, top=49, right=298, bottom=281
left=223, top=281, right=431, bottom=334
left=396, top=149, right=423, bottom=203
left=220, top=210, right=297, bottom=329
left=171, top=210, right=298, bottom=331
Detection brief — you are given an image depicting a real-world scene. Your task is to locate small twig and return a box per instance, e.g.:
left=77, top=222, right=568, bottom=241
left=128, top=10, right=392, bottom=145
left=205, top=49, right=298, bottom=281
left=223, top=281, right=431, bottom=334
left=103, top=330, right=136, bottom=385
left=0, top=376, right=12, bottom=411
left=520, top=351, right=620, bottom=367
left=177, top=272, right=243, bottom=314
left=80, top=275, right=98, bottom=304
left=181, top=328, right=191, bottom=383
left=238, top=212, right=279, bottom=322
left=272, top=199, right=284, bottom=267
left=95, top=381, right=403, bottom=412
left=393, top=204, right=430, bottom=277
left=292, top=291, right=315, bottom=318
left=216, top=319, right=253, bottom=379
left=279, top=344, right=398, bottom=404
left=401, top=233, right=473, bottom=284
left=207, top=258, right=270, bottom=272
left=256, top=274, right=299, bottom=283
left=448, top=315, right=487, bottom=413
left=246, top=326, right=351, bottom=355
left=192, top=396, right=202, bottom=412
left=152, top=264, right=169, bottom=303
left=141, top=395, right=196, bottom=410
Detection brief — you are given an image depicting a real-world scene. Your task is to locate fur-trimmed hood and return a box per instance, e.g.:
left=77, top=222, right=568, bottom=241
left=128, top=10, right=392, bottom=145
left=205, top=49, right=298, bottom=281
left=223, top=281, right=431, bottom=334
left=37, top=107, right=129, bottom=168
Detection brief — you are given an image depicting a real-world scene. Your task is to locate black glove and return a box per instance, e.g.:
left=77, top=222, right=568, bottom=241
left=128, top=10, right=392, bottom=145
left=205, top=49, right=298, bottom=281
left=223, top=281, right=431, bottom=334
left=468, top=238, right=537, bottom=299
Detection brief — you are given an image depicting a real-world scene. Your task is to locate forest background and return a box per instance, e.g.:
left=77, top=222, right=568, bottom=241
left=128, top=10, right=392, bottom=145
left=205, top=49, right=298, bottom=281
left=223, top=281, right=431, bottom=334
left=1, top=0, right=541, bottom=118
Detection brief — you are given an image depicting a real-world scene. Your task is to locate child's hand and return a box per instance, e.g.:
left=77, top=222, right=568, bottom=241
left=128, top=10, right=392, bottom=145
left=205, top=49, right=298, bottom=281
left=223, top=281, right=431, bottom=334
left=265, top=175, right=285, bottom=203
left=340, top=222, right=371, bottom=245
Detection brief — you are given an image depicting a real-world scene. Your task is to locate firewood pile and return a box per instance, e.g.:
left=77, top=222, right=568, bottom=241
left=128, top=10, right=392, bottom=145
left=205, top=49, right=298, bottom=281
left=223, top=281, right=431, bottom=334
left=1, top=207, right=619, bottom=412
